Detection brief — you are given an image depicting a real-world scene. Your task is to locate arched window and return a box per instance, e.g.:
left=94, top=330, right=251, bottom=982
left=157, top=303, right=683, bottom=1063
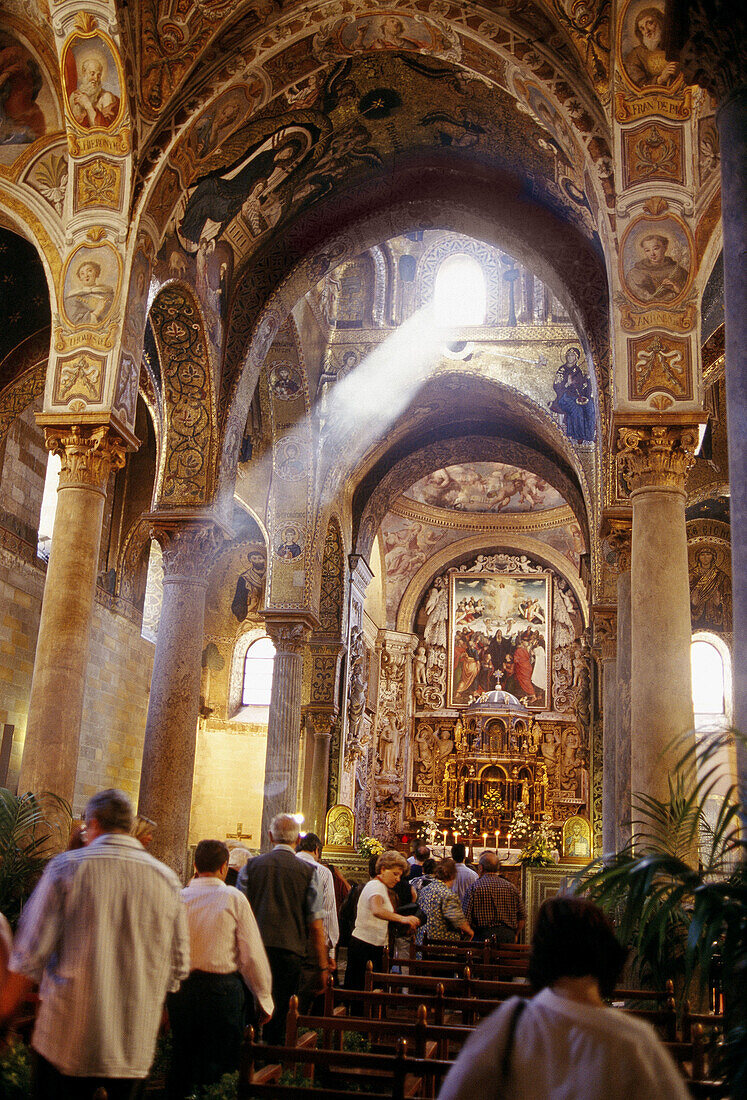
left=433, top=254, right=487, bottom=325
left=37, top=451, right=61, bottom=560
left=242, top=635, right=276, bottom=706
left=691, top=637, right=727, bottom=726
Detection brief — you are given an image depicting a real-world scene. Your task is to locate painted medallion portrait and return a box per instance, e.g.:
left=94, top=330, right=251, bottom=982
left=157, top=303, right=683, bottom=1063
left=449, top=572, right=551, bottom=710
left=269, top=361, right=302, bottom=400
left=620, top=0, right=682, bottom=92
left=621, top=216, right=692, bottom=306
left=274, top=524, right=303, bottom=563
left=62, top=242, right=121, bottom=328
left=330, top=12, right=437, bottom=54
left=62, top=33, right=123, bottom=131
left=0, top=30, right=57, bottom=165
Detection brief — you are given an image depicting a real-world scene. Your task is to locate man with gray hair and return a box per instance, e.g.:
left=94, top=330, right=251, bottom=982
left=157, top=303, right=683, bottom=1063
left=0, top=789, right=189, bottom=1098
left=462, top=850, right=526, bottom=943
left=238, top=812, right=328, bottom=1043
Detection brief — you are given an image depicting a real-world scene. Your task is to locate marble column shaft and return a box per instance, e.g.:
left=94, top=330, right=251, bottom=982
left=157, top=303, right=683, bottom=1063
left=260, top=619, right=312, bottom=848
left=619, top=425, right=698, bottom=805
left=137, top=521, right=220, bottom=878
left=717, top=87, right=747, bottom=784
left=601, top=656, right=617, bottom=857
left=306, top=713, right=334, bottom=837
left=19, top=426, right=126, bottom=802
left=616, top=569, right=632, bottom=850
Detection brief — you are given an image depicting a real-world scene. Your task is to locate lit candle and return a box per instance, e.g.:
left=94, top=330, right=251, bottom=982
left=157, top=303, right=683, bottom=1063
left=482, top=832, right=487, bottom=849
left=454, top=830, right=459, bottom=844
left=494, top=830, right=499, bottom=848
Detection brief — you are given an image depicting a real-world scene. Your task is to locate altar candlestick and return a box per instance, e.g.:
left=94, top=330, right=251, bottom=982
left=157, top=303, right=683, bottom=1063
left=508, top=832, right=512, bottom=850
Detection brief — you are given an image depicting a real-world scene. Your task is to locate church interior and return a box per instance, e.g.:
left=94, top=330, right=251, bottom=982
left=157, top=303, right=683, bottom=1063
left=0, top=0, right=743, bottom=920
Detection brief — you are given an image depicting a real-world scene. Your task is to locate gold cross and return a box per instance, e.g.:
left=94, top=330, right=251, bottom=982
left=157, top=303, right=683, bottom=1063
left=226, top=822, right=252, bottom=841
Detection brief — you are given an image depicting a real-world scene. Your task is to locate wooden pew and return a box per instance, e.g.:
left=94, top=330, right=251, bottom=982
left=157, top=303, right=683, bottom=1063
left=288, top=995, right=473, bottom=1063
left=237, top=1027, right=452, bottom=1099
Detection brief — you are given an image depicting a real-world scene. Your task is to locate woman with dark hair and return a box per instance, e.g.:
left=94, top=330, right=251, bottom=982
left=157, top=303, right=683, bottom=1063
left=415, top=858, right=473, bottom=947
left=439, top=896, right=690, bottom=1099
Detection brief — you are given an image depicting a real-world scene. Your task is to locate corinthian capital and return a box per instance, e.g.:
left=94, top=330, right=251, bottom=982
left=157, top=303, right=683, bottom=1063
left=592, top=606, right=617, bottom=663
left=148, top=514, right=224, bottom=582
left=44, top=425, right=127, bottom=494
left=616, top=424, right=699, bottom=496
left=264, top=614, right=316, bottom=655
left=601, top=513, right=632, bottom=575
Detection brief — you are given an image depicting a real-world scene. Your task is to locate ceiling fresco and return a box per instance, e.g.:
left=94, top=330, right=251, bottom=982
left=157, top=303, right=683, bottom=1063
left=403, top=462, right=568, bottom=514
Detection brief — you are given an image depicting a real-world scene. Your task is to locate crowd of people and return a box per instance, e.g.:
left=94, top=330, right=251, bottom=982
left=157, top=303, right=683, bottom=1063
left=0, top=790, right=691, bottom=1099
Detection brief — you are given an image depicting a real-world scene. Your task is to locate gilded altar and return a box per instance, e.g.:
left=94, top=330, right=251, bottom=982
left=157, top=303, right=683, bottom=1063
left=405, top=706, right=589, bottom=835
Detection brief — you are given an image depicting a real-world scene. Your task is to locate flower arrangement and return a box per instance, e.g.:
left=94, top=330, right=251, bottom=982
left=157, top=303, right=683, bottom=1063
left=452, top=806, right=478, bottom=836
left=519, top=815, right=560, bottom=866
left=357, top=835, right=385, bottom=858
left=417, top=815, right=443, bottom=846
left=509, top=802, right=533, bottom=842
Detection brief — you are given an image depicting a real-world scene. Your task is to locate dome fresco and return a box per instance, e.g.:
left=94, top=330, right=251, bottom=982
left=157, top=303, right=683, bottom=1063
left=403, top=462, right=567, bottom=514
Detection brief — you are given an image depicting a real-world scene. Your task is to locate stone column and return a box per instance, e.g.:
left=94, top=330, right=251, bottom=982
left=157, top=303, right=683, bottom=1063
left=616, top=562, right=633, bottom=851
left=593, top=606, right=617, bottom=857
left=617, top=423, right=699, bottom=804
left=260, top=616, right=315, bottom=847
left=19, top=425, right=127, bottom=802
left=137, top=517, right=221, bottom=878
left=717, top=87, right=747, bottom=771
left=303, top=640, right=344, bottom=836
left=304, top=712, right=334, bottom=838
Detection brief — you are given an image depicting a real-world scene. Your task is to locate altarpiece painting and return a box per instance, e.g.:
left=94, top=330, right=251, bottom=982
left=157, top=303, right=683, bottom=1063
left=448, top=572, right=551, bottom=710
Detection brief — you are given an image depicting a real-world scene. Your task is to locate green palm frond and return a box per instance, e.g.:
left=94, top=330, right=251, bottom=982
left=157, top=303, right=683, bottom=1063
left=0, top=790, right=71, bottom=927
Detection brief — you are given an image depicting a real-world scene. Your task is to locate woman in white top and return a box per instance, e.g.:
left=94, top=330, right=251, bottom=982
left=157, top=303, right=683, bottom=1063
left=439, top=896, right=691, bottom=1100
left=343, top=850, right=419, bottom=991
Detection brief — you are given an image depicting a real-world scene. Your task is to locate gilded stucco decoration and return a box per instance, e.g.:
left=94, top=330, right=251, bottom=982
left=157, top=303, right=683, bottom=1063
left=627, top=331, right=692, bottom=401
left=149, top=285, right=217, bottom=507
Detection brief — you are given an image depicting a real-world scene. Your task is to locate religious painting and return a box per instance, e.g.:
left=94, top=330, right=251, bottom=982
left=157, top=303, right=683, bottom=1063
left=274, top=436, right=307, bottom=481
left=314, top=12, right=460, bottom=63
left=689, top=543, right=732, bottom=632
left=548, top=347, right=596, bottom=442
left=448, top=572, right=551, bottom=710
left=621, top=215, right=693, bottom=307
left=62, top=241, right=121, bottom=328
left=176, top=122, right=318, bottom=253
left=562, top=815, right=591, bottom=859
left=269, top=361, right=302, bottom=400
left=325, top=804, right=355, bottom=851
left=274, top=523, right=303, bottom=562
left=62, top=31, right=123, bottom=131
left=188, top=82, right=266, bottom=162
left=0, top=30, right=56, bottom=166
left=230, top=545, right=267, bottom=623
left=404, top=462, right=566, bottom=513
left=121, top=247, right=150, bottom=356
left=619, top=0, right=681, bottom=93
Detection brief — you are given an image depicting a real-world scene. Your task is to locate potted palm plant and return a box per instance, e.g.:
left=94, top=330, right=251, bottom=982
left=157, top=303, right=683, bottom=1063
left=0, top=789, right=70, bottom=927
left=573, top=729, right=745, bottom=1093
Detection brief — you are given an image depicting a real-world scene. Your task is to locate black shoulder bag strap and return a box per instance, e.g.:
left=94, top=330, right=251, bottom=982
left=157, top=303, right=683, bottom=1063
left=500, top=998, right=527, bottom=1082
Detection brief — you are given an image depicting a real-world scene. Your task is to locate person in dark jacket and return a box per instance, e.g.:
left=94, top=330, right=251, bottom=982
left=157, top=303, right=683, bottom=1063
left=237, top=813, right=328, bottom=1043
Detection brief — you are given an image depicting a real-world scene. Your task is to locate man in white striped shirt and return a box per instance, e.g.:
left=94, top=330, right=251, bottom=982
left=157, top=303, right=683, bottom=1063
left=0, top=789, right=190, bottom=1099
left=168, top=839, right=273, bottom=1098
left=296, top=832, right=339, bottom=1012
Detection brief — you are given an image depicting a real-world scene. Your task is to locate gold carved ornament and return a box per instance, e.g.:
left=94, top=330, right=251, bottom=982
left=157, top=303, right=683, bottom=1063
left=616, top=425, right=698, bottom=495
left=44, top=424, right=127, bottom=494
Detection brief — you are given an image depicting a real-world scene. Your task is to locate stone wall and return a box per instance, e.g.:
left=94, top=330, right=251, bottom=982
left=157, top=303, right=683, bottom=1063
left=0, top=538, right=45, bottom=788
left=0, top=403, right=46, bottom=548
left=189, top=719, right=268, bottom=849
left=74, top=603, right=155, bottom=813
